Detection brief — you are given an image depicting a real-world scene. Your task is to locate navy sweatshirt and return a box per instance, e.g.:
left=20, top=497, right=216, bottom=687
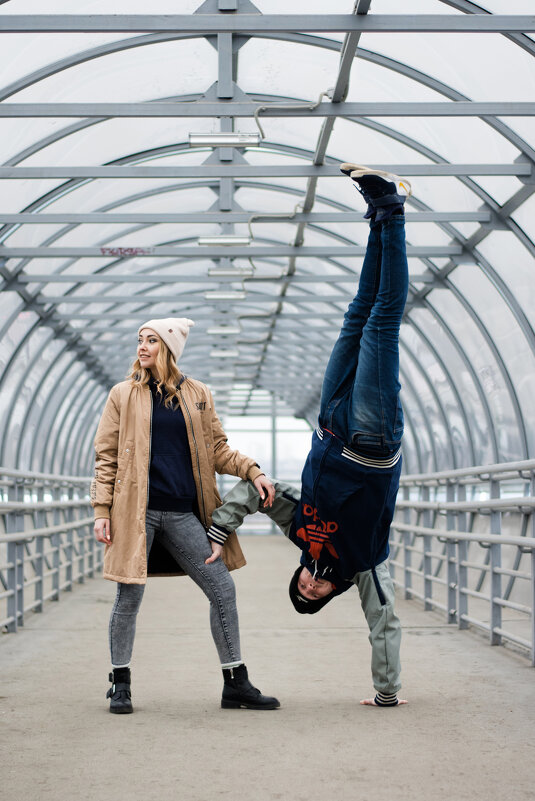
left=289, top=427, right=402, bottom=590
left=147, top=380, right=197, bottom=512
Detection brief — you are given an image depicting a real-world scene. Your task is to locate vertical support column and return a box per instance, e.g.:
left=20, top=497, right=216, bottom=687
left=271, top=393, right=277, bottom=535
left=51, top=486, right=61, bottom=600
left=217, top=33, right=234, bottom=99
left=490, top=480, right=502, bottom=645
left=6, top=542, right=17, bottom=632
left=446, top=482, right=457, bottom=624
left=34, top=486, right=45, bottom=612
left=531, top=548, right=535, bottom=667
left=531, top=471, right=535, bottom=666
left=87, top=495, right=95, bottom=579
left=489, top=478, right=502, bottom=645
left=457, top=484, right=468, bottom=629
left=271, top=393, right=277, bottom=478
left=6, top=480, right=25, bottom=631
left=65, top=486, right=74, bottom=591
left=74, top=485, right=86, bottom=584
left=422, top=486, right=432, bottom=610
left=403, top=485, right=412, bottom=600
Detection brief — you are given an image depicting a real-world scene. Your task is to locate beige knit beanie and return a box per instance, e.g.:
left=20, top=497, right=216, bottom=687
left=138, top=317, right=195, bottom=362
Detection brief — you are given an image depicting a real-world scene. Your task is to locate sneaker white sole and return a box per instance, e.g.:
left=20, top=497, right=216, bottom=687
left=339, top=163, right=412, bottom=197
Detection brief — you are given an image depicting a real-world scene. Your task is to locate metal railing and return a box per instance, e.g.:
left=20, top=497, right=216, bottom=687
left=2, top=460, right=535, bottom=667
left=390, top=459, right=535, bottom=665
left=0, top=467, right=100, bottom=632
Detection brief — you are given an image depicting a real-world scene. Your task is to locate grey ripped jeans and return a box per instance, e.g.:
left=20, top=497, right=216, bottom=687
left=109, top=510, right=241, bottom=668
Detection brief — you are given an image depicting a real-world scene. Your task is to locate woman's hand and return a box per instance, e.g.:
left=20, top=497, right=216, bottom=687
left=253, top=474, right=275, bottom=508
left=205, top=540, right=224, bottom=564
left=94, top=518, right=111, bottom=544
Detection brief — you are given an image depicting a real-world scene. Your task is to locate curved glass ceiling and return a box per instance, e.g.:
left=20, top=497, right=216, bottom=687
left=0, top=1, right=534, bottom=476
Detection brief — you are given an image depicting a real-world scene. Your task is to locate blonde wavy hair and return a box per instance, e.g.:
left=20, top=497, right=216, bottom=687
left=127, top=336, right=181, bottom=408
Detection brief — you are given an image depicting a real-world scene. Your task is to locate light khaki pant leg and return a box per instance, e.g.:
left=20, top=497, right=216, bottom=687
left=354, top=560, right=401, bottom=694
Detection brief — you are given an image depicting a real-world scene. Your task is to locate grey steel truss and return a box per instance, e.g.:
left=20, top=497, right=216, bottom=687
left=0, top=1, right=534, bottom=477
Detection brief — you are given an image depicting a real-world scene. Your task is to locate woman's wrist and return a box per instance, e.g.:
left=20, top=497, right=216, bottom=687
left=246, top=465, right=264, bottom=482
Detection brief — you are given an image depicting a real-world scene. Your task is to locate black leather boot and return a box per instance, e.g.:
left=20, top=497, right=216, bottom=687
left=221, top=664, right=280, bottom=710
left=106, top=667, right=133, bottom=714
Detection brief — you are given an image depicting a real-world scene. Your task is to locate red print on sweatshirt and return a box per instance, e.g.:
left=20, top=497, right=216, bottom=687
left=296, top=504, right=339, bottom=561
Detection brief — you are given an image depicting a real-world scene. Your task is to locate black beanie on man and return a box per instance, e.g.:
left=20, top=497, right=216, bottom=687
left=288, top=565, right=340, bottom=615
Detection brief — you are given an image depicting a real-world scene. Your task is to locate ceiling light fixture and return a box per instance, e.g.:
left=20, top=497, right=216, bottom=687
left=208, top=267, right=254, bottom=277
left=210, top=385, right=233, bottom=393
left=204, top=291, right=246, bottom=300
left=189, top=132, right=261, bottom=147
left=209, top=372, right=235, bottom=380
left=198, top=236, right=251, bottom=246
left=206, top=326, right=241, bottom=335
left=210, top=349, right=239, bottom=358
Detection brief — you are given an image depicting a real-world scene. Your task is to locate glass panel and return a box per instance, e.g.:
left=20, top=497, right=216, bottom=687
left=450, top=262, right=535, bottom=459
left=409, top=305, right=495, bottom=466
left=1, top=322, right=51, bottom=466
left=428, top=284, right=523, bottom=462
left=1, top=2, right=534, bottom=474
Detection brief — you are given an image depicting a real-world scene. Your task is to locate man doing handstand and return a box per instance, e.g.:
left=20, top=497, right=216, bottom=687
left=206, top=164, right=411, bottom=706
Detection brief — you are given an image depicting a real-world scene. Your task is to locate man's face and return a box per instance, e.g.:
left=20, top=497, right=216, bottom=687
left=297, top=566, right=333, bottom=600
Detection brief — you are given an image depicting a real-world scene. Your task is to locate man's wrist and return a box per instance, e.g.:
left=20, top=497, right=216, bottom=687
left=207, top=523, right=231, bottom=545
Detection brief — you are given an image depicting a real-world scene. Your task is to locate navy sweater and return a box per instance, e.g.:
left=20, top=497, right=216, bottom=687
left=147, top=380, right=197, bottom=512
left=289, top=427, right=402, bottom=590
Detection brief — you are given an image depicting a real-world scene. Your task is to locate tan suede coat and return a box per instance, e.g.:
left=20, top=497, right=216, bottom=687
left=91, top=376, right=263, bottom=584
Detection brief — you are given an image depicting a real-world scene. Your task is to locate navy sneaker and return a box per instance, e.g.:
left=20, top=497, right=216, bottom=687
left=340, top=163, right=412, bottom=222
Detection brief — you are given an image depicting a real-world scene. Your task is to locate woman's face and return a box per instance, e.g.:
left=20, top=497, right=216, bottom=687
left=137, top=329, right=160, bottom=371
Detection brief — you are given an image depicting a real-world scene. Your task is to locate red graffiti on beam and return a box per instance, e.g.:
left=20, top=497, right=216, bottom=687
left=100, top=247, right=154, bottom=257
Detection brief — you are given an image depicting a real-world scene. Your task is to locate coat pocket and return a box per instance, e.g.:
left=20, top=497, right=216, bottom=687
left=114, top=441, right=135, bottom=492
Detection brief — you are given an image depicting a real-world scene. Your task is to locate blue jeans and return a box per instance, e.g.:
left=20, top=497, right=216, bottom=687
left=319, top=216, right=408, bottom=456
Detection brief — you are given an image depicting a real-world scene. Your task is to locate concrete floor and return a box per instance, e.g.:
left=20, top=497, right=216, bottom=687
left=2, top=535, right=534, bottom=801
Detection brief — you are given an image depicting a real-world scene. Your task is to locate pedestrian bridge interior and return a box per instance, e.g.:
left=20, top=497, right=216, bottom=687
left=1, top=2, right=534, bottom=675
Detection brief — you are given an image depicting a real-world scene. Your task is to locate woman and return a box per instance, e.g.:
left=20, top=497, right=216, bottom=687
left=92, top=317, right=279, bottom=714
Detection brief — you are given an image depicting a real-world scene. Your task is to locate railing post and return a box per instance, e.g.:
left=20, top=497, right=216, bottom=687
left=6, top=540, right=18, bottom=632
left=531, top=549, right=535, bottom=667
left=446, top=483, right=457, bottom=624
left=87, top=501, right=95, bottom=578
left=403, top=485, right=412, bottom=600
left=34, top=486, right=46, bottom=613
left=489, top=478, right=502, bottom=645
left=531, top=470, right=535, bottom=666
left=6, top=479, right=25, bottom=631
left=422, top=486, right=432, bottom=611
left=65, top=486, right=74, bottom=591
left=51, top=486, right=61, bottom=600
left=77, top=488, right=86, bottom=584
left=457, top=484, right=468, bottom=629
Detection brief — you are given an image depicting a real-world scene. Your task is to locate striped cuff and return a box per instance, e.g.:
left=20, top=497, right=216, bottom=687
left=374, top=691, right=399, bottom=707
left=207, top=523, right=231, bottom=545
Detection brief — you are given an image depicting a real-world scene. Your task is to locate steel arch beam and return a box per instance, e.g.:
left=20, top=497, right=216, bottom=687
left=0, top=17, right=532, bottom=462
left=1, top=15, right=533, bottom=34
left=1, top=101, right=534, bottom=118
